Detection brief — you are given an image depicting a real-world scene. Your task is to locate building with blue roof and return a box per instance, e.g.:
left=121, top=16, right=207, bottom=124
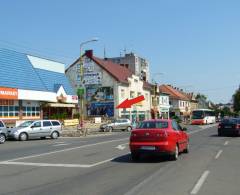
left=0, top=48, right=78, bottom=124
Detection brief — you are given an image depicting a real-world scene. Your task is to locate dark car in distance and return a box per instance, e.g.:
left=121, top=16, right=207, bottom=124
left=218, top=118, right=240, bottom=136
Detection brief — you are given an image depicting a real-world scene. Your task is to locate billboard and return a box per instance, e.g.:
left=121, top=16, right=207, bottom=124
left=88, top=102, right=114, bottom=117
left=86, top=86, right=114, bottom=117
left=86, top=86, right=114, bottom=102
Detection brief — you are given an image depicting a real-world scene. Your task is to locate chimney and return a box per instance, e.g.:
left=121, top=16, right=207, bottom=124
left=85, top=50, right=93, bottom=58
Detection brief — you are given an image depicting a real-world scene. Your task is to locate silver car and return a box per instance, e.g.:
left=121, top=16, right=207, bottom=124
left=0, top=120, right=7, bottom=144
left=7, top=120, right=62, bottom=141
left=100, top=119, right=132, bottom=132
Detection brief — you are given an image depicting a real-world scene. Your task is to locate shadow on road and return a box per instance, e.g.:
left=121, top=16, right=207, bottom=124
left=112, top=153, right=170, bottom=164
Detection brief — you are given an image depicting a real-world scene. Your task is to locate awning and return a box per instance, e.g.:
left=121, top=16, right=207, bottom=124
left=44, top=103, right=76, bottom=108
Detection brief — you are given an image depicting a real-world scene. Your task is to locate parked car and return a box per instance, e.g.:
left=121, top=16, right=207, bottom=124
left=0, top=120, right=7, bottom=144
left=100, top=119, right=132, bottom=132
left=129, top=119, right=189, bottom=161
left=218, top=118, right=240, bottom=136
left=7, top=120, right=62, bottom=141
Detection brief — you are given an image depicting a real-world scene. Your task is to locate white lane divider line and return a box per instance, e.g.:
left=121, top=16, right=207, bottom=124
left=215, top=150, right=223, bottom=159
left=0, top=154, right=127, bottom=168
left=189, top=124, right=217, bottom=135
left=0, top=161, right=91, bottom=168
left=224, top=141, right=229, bottom=146
left=4, top=138, right=129, bottom=162
left=53, top=142, right=66, bottom=144
left=190, top=170, right=210, bottom=194
left=52, top=143, right=70, bottom=147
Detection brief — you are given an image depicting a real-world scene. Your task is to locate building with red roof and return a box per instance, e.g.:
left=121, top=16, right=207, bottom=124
left=159, top=84, right=191, bottom=118
left=66, top=50, right=152, bottom=121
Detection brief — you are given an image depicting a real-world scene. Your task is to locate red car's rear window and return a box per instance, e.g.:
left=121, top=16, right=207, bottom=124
left=137, top=121, right=168, bottom=129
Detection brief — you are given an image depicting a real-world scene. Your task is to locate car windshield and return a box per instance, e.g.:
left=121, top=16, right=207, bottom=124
left=221, top=118, right=237, bottom=124
left=137, top=121, right=168, bottom=129
left=192, top=111, right=204, bottom=119
left=18, top=121, right=34, bottom=127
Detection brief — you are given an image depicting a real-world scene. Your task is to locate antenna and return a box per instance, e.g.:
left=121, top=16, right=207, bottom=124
left=124, top=46, right=127, bottom=55
left=104, top=45, right=106, bottom=58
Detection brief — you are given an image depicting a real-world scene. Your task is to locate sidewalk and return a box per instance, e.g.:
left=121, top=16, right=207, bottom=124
left=61, top=122, right=102, bottom=137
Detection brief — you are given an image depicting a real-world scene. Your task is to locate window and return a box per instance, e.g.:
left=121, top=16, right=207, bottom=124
left=130, top=91, right=135, bottom=98
left=137, top=121, right=168, bottom=129
left=51, top=121, right=61, bottom=126
left=43, top=121, right=52, bottom=127
left=23, top=106, right=40, bottom=117
left=32, top=121, right=41, bottom=128
left=0, top=102, right=19, bottom=117
left=0, top=121, right=4, bottom=127
left=172, top=121, right=179, bottom=131
left=121, top=89, right=125, bottom=98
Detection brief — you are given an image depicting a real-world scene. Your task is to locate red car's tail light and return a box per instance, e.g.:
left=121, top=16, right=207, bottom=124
left=236, top=124, right=240, bottom=129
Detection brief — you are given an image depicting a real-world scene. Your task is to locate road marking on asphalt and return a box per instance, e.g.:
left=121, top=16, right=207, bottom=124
left=190, top=170, right=210, bottom=194
left=116, top=143, right=128, bottom=150
left=52, top=143, right=70, bottom=147
left=0, top=124, right=216, bottom=169
left=215, top=150, right=223, bottom=159
left=53, top=142, right=66, bottom=144
left=224, top=141, right=229, bottom=146
left=189, top=124, right=217, bottom=135
left=3, top=138, right=129, bottom=162
left=0, top=161, right=91, bottom=168
left=0, top=156, right=121, bottom=168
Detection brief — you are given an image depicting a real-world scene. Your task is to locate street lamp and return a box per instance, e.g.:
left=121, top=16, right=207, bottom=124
left=152, top=73, right=164, bottom=119
left=78, top=38, right=99, bottom=136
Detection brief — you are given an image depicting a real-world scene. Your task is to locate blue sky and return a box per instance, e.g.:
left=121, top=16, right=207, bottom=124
left=0, top=0, right=239, bottom=103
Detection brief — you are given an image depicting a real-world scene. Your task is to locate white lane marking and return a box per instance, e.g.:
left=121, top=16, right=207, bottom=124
left=190, top=170, right=210, bottom=194
left=53, top=142, right=66, bottom=144
left=0, top=155, right=123, bottom=168
left=116, top=143, right=128, bottom=150
left=189, top=124, right=217, bottom=135
left=224, top=141, right=229, bottom=146
left=0, top=161, right=91, bottom=168
left=215, top=150, right=223, bottom=159
left=4, top=138, right=129, bottom=162
left=52, top=144, right=70, bottom=147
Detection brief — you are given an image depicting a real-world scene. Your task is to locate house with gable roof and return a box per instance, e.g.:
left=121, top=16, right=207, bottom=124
left=66, top=50, right=152, bottom=121
left=159, top=84, right=191, bottom=118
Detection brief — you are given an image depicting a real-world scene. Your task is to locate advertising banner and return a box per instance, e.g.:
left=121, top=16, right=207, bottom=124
left=0, top=87, right=18, bottom=100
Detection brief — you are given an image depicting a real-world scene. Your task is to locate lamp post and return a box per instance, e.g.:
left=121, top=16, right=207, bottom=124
left=78, top=38, right=98, bottom=136
left=152, top=73, right=164, bottom=119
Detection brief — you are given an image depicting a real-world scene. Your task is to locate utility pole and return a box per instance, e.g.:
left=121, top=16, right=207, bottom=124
left=77, top=38, right=98, bottom=136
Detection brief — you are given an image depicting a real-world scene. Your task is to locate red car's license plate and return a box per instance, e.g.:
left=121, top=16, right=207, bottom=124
left=141, top=146, right=156, bottom=150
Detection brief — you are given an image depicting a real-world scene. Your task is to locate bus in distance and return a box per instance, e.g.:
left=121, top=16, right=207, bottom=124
left=191, top=109, right=216, bottom=125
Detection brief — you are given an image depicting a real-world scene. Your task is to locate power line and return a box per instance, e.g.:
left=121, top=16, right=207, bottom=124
left=0, top=39, right=75, bottom=63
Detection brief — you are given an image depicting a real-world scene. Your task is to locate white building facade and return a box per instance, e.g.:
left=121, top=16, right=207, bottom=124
left=65, top=50, right=151, bottom=121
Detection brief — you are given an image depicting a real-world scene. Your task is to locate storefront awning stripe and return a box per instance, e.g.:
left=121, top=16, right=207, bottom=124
left=45, top=103, right=76, bottom=108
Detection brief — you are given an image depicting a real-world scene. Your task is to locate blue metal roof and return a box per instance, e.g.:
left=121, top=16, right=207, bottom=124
left=35, top=68, right=75, bottom=95
left=0, top=48, right=75, bottom=95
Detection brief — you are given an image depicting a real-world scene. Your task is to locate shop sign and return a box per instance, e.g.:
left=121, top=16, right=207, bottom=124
left=0, top=87, right=18, bottom=100
left=83, top=72, right=102, bottom=85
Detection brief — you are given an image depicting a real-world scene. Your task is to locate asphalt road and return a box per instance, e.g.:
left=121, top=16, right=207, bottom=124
left=0, top=124, right=239, bottom=195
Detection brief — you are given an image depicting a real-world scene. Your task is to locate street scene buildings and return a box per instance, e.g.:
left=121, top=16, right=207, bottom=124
left=0, top=48, right=78, bottom=125
left=0, top=47, right=213, bottom=126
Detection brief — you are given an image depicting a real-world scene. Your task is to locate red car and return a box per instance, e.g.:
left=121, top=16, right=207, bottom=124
left=129, top=119, right=189, bottom=161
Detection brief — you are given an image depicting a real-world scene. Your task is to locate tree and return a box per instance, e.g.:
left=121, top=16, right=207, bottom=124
left=233, top=86, right=240, bottom=113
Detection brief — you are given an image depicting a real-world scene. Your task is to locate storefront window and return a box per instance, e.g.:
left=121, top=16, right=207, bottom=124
left=0, top=102, right=19, bottom=117
left=23, top=106, right=40, bottom=117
